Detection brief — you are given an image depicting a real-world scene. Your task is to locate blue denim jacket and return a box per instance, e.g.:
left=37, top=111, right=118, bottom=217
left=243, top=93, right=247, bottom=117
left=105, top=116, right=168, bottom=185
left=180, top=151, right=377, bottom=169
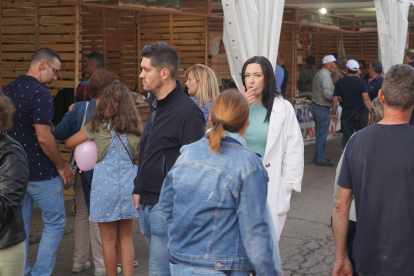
left=158, top=136, right=279, bottom=276
left=54, top=99, right=96, bottom=141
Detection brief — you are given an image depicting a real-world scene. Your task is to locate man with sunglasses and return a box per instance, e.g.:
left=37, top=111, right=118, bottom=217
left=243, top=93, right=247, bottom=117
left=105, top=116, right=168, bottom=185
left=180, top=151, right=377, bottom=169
left=3, top=47, right=73, bottom=276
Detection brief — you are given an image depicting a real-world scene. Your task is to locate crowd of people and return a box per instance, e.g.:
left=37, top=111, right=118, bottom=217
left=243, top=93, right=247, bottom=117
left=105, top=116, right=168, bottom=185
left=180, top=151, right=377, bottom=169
left=307, top=54, right=385, bottom=166
left=1, top=40, right=414, bottom=276
left=0, top=43, right=303, bottom=276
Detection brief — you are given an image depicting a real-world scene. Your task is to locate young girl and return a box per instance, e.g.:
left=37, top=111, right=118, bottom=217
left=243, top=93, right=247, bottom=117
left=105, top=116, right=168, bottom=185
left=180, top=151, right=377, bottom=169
left=66, top=82, right=143, bottom=276
left=158, top=89, right=282, bottom=276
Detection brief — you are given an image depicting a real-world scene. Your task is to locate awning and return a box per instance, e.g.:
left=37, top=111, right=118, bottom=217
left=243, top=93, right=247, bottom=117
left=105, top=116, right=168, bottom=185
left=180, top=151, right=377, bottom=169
left=375, top=0, right=411, bottom=73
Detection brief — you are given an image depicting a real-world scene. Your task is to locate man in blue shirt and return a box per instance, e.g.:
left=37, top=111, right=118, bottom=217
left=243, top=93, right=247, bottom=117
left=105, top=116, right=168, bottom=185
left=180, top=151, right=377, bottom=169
left=3, top=48, right=73, bottom=276
left=331, top=60, right=371, bottom=150
left=277, top=52, right=289, bottom=97
left=367, top=60, right=383, bottom=101
left=274, top=64, right=284, bottom=93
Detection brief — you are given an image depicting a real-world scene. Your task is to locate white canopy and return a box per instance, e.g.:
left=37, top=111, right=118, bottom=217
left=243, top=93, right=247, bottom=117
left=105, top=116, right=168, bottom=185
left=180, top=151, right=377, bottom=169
left=374, top=0, right=411, bottom=73
left=222, top=0, right=285, bottom=90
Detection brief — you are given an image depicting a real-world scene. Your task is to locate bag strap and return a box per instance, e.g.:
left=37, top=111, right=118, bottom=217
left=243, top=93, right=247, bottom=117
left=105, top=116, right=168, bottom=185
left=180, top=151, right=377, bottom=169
left=81, top=102, right=89, bottom=128
left=110, top=125, right=134, bottom=164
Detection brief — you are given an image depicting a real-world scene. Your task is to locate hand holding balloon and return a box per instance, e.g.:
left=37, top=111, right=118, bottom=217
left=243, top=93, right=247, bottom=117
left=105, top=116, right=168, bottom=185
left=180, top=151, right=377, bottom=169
left=74, top=140, right=97, bottom=172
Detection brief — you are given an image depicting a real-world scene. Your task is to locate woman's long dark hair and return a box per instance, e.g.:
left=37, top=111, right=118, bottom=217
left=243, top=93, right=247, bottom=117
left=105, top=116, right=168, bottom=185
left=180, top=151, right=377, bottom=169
left=241, top=56, right=282, bottom=123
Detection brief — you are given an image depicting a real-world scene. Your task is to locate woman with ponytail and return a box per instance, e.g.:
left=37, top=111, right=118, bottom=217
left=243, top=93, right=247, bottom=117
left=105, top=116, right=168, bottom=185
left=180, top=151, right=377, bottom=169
left=65, top=82, right=143, bottom=276
left=241, top=56, right=304, bottom=240
left=158, top=89, right=282, bottom=276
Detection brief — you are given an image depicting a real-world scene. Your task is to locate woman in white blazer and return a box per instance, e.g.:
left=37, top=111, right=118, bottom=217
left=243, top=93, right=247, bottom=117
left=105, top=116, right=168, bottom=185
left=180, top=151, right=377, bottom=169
left=242, top=56, right=304, bottom=240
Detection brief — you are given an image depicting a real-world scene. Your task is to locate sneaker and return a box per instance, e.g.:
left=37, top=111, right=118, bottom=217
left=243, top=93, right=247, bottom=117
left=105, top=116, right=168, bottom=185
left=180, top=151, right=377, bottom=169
left=325, top=158, right=331, bottom=162
left=315, top=161, right=334, bottom=167
left=72, top=261, right=91, bottom=273
left=94, top=267, right=122, bottom=276
left=117, top=257, right=138, bottom=267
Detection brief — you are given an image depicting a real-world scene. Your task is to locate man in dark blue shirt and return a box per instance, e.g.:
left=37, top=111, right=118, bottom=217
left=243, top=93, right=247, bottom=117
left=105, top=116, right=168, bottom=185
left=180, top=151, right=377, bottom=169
left=3, top=48, right=73, bottom=276
left=333, top=64, right=414, bottom=276
left=367, top=60, right=383, bottom=101
left=331, top=60, right=371, bottom=150
left=277, top=52, right=289, bottom=97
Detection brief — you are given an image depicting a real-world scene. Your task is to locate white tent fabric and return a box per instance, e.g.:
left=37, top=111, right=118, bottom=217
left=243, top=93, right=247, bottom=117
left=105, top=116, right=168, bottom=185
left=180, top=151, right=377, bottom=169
left=222, top=0, right=285, bottom=90
left=374, top=0, right=411, bottom=73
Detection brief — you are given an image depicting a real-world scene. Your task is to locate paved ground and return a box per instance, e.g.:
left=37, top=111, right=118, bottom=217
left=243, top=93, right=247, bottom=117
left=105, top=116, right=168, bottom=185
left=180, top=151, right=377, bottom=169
left=27, top=136, right=343, bottom=276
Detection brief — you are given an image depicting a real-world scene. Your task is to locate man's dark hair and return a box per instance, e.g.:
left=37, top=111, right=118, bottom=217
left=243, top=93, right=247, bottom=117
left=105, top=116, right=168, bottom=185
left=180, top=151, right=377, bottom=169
left=86, top=52, right=105, bottom=69
left=382, top=64, right=414, bottom=111
left=348, top=68, right=358, bottom=74
left=31, top=48, right=61, bottom=64
left=405, top=49, right=414, bottom=61
left=370, top=60, right=382, bottom=74
left=140, top=42, right=179, bottom=79
left=306, top=56, right=315, bottom=65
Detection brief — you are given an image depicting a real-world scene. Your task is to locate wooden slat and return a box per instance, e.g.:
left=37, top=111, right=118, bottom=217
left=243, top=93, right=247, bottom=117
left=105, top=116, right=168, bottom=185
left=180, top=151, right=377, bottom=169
left=38, top=34, right=75, bottom=43
left=1, top=17, right=35, bottom=25
left=38, top=25, right=76, bottom=34
left=39, top=15, right=77, bottom=24
left=1, top=43, right=36, bottom=51
left=39, top=7, right=76, bottom=16
left=1, top=8, right=36, bottom=16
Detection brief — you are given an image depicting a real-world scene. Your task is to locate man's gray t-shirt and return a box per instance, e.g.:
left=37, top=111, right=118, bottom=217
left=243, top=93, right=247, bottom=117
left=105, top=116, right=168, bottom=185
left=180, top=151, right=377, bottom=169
left=338, top=123, right=414, bottom=275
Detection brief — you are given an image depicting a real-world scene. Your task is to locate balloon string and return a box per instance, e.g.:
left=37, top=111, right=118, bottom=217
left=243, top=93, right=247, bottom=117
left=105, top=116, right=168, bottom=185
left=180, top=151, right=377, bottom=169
left=79, top=170, right=83, bottom=173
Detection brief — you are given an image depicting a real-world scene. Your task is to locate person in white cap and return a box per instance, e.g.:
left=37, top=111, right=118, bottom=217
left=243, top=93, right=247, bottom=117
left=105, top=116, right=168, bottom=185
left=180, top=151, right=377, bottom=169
left=331, top=59, right=371, bottom=150
left=311, top=55, right=339, bottom=167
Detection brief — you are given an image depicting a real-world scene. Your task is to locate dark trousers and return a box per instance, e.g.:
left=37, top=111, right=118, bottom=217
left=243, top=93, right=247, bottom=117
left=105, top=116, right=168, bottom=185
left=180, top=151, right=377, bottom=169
left=347, top=220, right=359, bottom=276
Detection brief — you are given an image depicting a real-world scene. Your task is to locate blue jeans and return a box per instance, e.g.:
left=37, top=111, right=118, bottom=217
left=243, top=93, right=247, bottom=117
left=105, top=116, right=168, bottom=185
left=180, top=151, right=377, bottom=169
left=359, top=273, right=384, bottom=276
left=312, top=103, right=331, bottom=163
left=341, top=118, right=354, bottom=151
left=138, top=204, right=170, bottom=276
left=80, top=169, right=93, bottom=213
left=22, top=175, right=66, bottom=276
left=170, top=263, right=250, bottom=276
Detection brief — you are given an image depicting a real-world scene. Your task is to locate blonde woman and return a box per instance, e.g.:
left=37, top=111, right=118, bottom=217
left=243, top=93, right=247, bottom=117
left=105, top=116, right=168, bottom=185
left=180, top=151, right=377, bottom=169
left=185, top=64, right=220, bottom=124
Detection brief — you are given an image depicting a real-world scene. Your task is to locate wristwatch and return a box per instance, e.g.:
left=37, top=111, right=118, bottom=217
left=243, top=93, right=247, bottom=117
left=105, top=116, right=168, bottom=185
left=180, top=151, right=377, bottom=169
left=331, top=111, right=336, bottom=114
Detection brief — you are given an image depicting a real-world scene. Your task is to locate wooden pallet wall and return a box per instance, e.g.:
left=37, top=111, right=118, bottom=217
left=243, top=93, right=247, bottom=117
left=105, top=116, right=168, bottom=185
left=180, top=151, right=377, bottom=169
left=1, top=1, right=80, bottom=97
left=80, top=8, right=208, bottom=92
left=314, top=32, right=379, bottom=71
left=81, top=7, right=137, bottom=90
left=360, top=32, right=379, bottom=64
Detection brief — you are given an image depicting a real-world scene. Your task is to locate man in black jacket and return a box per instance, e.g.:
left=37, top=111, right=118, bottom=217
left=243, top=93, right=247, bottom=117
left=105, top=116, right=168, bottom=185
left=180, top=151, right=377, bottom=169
left=133, top=42, right=205, bottom=276
left=0, top=91, right=29, bottom=276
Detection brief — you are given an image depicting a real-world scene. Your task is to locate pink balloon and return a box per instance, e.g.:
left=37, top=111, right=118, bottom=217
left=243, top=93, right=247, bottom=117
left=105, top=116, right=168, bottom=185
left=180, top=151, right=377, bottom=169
left=74, top=140, right=97, bottom=172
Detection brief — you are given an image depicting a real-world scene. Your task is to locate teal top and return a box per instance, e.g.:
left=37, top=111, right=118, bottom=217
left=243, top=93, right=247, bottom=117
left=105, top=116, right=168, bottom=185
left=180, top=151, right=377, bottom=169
left=244, top=103, right=269, bottom=161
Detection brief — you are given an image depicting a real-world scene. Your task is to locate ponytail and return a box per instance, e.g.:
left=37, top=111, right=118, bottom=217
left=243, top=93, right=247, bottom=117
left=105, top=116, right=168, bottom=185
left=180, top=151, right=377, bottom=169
left=207, top=89, right=249, bottom=153
left=208, top=120, right=226, bottom=153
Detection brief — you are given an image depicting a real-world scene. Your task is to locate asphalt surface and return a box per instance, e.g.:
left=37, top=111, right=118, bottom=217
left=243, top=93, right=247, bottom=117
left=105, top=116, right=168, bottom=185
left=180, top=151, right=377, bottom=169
left=27, top=136, right=343, bottom=276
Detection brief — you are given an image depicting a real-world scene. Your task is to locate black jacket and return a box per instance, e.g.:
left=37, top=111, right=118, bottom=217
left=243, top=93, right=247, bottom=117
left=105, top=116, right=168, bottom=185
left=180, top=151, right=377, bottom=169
left=133, top=82, right=205, bottom=205
left=0, top=133, right=29, bottom=249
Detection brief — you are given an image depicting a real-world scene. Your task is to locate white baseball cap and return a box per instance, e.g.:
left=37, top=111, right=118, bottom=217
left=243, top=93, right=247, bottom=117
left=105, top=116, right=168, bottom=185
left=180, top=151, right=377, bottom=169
left=346, top=59, right=359, bottom=71
left=322, top=55, right=340, bottom=64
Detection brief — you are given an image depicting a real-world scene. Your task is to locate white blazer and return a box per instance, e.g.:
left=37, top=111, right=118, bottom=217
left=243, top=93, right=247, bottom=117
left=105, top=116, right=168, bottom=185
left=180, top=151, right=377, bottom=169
left=263, top=97, right=304, bottom=240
